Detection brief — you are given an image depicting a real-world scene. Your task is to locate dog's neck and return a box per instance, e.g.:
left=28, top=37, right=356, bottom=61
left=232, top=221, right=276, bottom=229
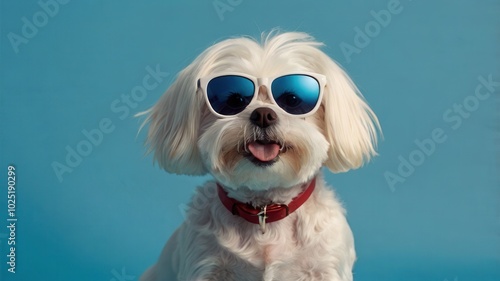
left=222, top=178, right=314, bottom=208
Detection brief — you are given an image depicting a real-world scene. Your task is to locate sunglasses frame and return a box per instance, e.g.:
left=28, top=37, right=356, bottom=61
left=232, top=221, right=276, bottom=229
left=197, top=72, right=327, bottom=118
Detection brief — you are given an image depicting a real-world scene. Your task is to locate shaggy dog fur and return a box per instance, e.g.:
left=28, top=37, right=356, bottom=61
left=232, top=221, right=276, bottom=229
left=139, top=31, right=380, bottom=281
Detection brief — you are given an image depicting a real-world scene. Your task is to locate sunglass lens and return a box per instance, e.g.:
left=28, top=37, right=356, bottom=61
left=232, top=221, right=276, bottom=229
left=207, top=76, right=255, bottom=116
left=271, top=75, right=320, bottom=115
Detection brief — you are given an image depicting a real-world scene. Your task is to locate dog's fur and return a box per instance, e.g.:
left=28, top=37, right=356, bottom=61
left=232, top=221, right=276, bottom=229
left=140, top=31, right=380, bottom=281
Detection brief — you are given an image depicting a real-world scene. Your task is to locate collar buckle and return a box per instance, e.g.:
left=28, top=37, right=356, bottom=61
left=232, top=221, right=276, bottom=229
left=257, top=205, right=268, bottom=234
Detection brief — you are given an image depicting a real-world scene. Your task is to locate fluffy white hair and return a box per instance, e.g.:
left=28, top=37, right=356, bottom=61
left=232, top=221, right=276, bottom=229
left=140, top=31, right=380, bottom=281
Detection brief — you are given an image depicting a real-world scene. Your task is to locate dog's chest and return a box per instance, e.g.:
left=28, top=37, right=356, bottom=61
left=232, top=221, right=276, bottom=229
left=205, top=238, right=336, bottom=281
left=210, top=220, right=313, bottom=276
left=207, top=237, right=303, bottom=281
left=179, top=181, right=353, bottom=280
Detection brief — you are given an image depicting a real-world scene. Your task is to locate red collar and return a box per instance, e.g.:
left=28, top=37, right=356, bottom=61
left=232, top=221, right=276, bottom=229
left=217, top=179, right=316, bottom=231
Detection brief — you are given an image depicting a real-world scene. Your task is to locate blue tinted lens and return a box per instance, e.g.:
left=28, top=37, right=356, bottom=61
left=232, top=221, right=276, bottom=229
left=207, top=76, right=255, bottom=115
left=271, top=75, right=320, bottom=115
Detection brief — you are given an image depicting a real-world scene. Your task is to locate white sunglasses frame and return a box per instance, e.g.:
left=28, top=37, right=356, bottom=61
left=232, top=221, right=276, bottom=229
left=197, top=72, right=327, bottom=118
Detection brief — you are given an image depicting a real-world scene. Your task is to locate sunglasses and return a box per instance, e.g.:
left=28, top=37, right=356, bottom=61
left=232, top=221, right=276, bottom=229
left=197, top=72, right=326, bottom=118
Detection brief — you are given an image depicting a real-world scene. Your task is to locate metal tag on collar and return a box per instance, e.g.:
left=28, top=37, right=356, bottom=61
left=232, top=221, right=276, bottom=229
left=257, top=205, right=268, bottom=234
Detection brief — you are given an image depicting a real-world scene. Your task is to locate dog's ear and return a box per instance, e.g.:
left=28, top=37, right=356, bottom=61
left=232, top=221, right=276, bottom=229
left=140, top=63, right=207, bottom=175
left=321, top=59, right=381, bottom=172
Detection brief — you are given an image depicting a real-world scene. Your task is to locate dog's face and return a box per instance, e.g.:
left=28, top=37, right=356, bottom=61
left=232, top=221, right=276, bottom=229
left=143, top=32, right=379, bottom=190
left=197, top=81, right=329, bottom=190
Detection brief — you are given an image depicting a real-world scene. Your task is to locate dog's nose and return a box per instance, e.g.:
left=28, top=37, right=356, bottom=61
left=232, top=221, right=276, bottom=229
left=250, top=107, right=278, bottom=128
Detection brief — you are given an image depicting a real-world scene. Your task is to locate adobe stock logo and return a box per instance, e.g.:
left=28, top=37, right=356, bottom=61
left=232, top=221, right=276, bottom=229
left=385, top=74, right=500, bottom=191
left=7, top=0, right=70, bottom=54
left=51, top=65, right=169, bottom=183
left=339, top=0, right=404, bottom=63
left=110, top=267, right=135, bottom=281
left=213, top=0, right=243, bottom=21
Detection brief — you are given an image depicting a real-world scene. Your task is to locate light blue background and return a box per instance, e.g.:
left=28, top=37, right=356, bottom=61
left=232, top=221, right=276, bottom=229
left=1, top=0, right=499, bottom=280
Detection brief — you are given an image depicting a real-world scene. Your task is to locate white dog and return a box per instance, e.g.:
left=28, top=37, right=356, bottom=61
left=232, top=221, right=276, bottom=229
left=140, top=31, right=380, bottom=281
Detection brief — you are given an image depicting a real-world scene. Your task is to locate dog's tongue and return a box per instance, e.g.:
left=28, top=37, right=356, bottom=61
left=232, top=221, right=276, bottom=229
left=247, top=142, right=280, bottom=162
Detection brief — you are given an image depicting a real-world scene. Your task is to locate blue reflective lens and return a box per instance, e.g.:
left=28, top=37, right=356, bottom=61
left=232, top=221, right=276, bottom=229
left=271, top=75, right=320, bottom=115
left=207, top=76, right=255, bottom=115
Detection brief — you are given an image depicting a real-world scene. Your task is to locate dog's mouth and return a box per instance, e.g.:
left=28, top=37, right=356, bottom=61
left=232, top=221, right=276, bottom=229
left=245, top=139, right=285, bottom=166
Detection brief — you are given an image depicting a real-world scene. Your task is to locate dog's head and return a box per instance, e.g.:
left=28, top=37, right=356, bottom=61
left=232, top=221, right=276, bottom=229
left=142, top=31, right=379, bottom=190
